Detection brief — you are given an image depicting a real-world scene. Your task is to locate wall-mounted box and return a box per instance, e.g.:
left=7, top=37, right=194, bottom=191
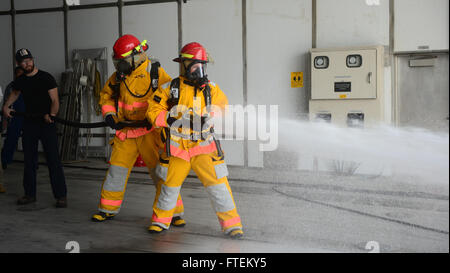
left=310, top=46, right=387, bottom=127
left=311, top=49, right=378, bottom=100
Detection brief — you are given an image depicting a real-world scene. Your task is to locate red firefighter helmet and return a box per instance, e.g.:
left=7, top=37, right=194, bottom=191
left=173, top=42, right=208, bottom=63
left=113, top=34, right=148, bottom=59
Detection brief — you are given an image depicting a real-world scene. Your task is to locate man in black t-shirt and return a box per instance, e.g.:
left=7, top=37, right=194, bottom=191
left=2, top=48, right=67, bottom=208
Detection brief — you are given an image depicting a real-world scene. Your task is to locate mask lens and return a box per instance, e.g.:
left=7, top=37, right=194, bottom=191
left=186, top=62, right=206, bottom=81
left=193, top=65, right=204, bottom=78
left=113, top=57, right=133, bottom=76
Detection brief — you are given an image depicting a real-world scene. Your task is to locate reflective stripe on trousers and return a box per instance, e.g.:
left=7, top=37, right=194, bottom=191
left=99, top=164, right=130, bottom=214
left=151, top=153, right=242, bottom=233
left=97, top=132, right=185, bottom=215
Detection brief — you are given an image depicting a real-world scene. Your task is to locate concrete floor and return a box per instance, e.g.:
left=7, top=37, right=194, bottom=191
left=0, top=155, right=448, bottom=253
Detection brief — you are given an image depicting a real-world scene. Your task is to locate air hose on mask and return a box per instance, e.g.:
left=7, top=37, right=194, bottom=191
left=115, top=58, right=159, bottom=99
left=123, top=80, right=152, bottom=98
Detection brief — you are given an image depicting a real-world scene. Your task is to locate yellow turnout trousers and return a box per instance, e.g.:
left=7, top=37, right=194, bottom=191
left=151, top=150, right=242, bottom=234
left=98, top=130, right=184, bottom=215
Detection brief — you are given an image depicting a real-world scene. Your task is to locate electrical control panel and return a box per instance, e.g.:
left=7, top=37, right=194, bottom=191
left=309, top=46, right=387, bottom=127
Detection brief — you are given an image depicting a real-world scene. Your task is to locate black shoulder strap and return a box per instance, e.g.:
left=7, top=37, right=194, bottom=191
left=166, top=78, right=210, bottom=109
left=168, top=77, right=180, bottom=103
left=108, top=80, right=121, bottom=112
left=150, top=61, right=160, bottom=91
left=202, top=83, right=212, bottom=108
left=164, top=77, right=180, bottom=113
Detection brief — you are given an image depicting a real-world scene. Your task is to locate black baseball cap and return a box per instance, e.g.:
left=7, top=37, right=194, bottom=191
left=15, top=48, right=33, bottom=63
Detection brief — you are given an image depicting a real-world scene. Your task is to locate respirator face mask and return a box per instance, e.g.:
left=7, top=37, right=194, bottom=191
left=113, top=52, right=144, bottom=80
left=113, top=56, right=133, bottom=79
left=184, top=61, right=207, bottom=83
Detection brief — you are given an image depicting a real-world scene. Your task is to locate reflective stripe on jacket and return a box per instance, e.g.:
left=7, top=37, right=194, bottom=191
left=99, top=59, right=171, bottom=140
left=147, top=76, right=228, bottom=161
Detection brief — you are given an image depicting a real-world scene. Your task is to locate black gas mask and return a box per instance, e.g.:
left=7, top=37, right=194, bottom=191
left=113, top=58, right=133, bottom=81
left=184, top=61, right=208, bottom=86
left=117, top=59, right=133, bottom=75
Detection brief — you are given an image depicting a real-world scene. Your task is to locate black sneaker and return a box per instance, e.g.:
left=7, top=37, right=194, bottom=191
left=55, top=197, right=68, bottom=208
left=17, top=196, right=37, bottom=205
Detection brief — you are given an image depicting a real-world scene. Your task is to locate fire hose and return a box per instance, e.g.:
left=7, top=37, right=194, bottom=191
left=6, top=111, right=151, bottom=129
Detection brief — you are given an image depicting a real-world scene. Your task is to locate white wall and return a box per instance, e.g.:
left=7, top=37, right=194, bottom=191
left=0, top=1, right=10, bottom=10
left=14, top=0, right=61, bottom=10
left=246, top=0, right=312, bottom=167
left=313, top=0, right=392, bottom=175
left=182, top=0, right=245, bottom=166
left=315, top=0, right=392, bottom=124
left=68, top=7, right=118, bottom=77
left=15, top=12, right=66, bottom=83
left=122, top=2, right=178, bottom=77
left=0, top=5, right=11, bottom=94
left=81, top=0, right=116, bottom=4
left=394, top=0, right=449, bottom=52
left=67, top=7, right=119, bottom=148
left=2, top=0, right=448, bottom=168
left=316, top=0, right=390, bottom=48
left=0, top=16, right=13, bottom=93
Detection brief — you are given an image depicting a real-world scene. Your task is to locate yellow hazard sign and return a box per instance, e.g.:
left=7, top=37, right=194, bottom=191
left=291, top=72, right=303, bottom=88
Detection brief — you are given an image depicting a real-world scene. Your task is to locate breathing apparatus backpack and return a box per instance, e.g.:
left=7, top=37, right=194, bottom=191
left=158, top=78, right=223, bottom=158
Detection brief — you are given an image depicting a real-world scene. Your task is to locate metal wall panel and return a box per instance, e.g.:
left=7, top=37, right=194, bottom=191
left=247, top=0, right=312, bottom=167
left=316, top=0, right=389, bottom=48
left=182, top=0, right=245, bottom=166
left=15, top=12, right=66, bottom=82
left=397, top=54, right=449, bottom=131
left=14, top=0, right=63, bottom=10
left=122, top=2, right=178, bottom=77
left=68, top=7, right=118, bottom=77
left=395, top=0, right=449, bottom=52
left=67, top=8, right=119, bottom=147
left=0, top=1, right=10, bottom=10
left=0, top=16, right=13, bottom=93
left=77, top=0, right=117, bottom=4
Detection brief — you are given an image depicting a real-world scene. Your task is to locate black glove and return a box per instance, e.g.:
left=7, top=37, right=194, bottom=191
left=105, top=115, right=123, bottom=130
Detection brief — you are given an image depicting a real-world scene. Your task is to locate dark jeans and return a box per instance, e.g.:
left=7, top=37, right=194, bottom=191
left=1, top=116, right=24, bottom=165
left=1, top=94, right=25, bottom=166
left=22, top=120, right=67, bottom=199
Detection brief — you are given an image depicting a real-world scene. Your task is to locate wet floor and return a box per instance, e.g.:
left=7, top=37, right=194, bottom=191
left=0, top=159, right=448, bottom=253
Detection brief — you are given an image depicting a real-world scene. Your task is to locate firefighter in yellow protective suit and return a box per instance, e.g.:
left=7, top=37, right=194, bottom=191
left=91, top=35, right=185, bottom=227
left=146, top=42, right=243, bottom=239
